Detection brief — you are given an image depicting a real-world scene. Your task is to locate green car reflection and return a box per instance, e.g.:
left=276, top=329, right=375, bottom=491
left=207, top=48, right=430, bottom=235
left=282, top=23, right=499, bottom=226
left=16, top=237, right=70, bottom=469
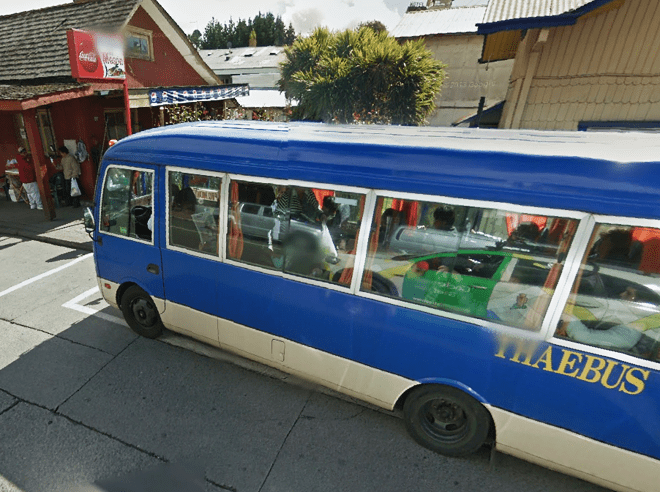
left=400, top=250, right=557, bottom=329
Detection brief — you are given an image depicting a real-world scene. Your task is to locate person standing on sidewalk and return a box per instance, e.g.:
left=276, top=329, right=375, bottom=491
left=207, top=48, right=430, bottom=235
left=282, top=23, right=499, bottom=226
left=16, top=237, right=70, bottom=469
left=16, top=147, right=43, bottom=210
left=58, top=146, right=81, bottom=208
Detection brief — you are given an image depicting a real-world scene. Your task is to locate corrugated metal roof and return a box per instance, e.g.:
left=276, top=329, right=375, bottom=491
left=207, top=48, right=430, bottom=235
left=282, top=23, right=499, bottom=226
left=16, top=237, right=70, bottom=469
left=480, top=0, right=613, bottom=30
left=391, top=7, right=487, bottom=38
left=452, top=0, right=489, bottom=6
left=200, top=46, right=286, bottom=73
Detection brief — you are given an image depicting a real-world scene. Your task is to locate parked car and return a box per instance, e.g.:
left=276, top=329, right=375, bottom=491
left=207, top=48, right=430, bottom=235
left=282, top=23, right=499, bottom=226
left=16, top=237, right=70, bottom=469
left=236, top=202, right=339, bottom=275
left=387, top=225, right=499, bottom=256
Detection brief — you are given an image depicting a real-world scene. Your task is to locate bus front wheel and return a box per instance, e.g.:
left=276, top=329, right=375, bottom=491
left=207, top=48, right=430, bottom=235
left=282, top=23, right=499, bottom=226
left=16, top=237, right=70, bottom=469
left=403, top=385, right=490, bottom=457
left=120, top=285, right=164, bottom=339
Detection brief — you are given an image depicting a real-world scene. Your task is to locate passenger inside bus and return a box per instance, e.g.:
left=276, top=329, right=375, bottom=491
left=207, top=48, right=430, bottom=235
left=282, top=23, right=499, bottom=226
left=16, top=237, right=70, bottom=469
left=592, top=228, right=642, bottom=266
left=432, top=206, right=455, bottom=231
left=170, top=187, right=200, bottom=251
left=557, top=225, right=660, bottom=360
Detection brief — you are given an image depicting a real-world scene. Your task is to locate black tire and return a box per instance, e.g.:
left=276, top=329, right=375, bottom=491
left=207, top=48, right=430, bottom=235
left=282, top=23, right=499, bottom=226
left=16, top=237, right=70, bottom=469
left=403, top=384, right=490, bottom=457
left=120, top=285, right=164, bottom=339
left=370, top=272, right=399, bottom=296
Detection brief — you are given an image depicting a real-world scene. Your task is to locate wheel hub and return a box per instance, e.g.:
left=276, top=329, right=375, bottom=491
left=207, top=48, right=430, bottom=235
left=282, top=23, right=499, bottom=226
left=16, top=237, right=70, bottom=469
left=132, top=298, right=157, bottom=327
left=422, top=398, right=468, bottom=440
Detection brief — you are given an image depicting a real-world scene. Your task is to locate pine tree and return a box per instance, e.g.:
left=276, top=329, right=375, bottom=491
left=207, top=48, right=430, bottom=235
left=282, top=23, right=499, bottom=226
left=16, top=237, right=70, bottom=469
left=197, top=13, right=297, bottom=49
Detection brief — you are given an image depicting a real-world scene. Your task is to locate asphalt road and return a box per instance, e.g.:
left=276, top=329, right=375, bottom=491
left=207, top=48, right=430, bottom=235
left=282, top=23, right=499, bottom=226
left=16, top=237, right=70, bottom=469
left=0, top=235, right=609, bottom=492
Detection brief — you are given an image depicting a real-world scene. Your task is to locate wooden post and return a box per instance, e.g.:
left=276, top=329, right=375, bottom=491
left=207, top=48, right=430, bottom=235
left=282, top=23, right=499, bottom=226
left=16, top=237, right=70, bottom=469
left=124, top=79, right=132, bottom=136
left=22, top=109, right=56, bottom=220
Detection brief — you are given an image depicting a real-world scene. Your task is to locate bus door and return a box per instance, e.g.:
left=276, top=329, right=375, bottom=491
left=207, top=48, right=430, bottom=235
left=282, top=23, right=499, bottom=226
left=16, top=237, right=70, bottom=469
left=97, top=165, right=163, bottom=303
left=160, top=170, right=223, bottom=342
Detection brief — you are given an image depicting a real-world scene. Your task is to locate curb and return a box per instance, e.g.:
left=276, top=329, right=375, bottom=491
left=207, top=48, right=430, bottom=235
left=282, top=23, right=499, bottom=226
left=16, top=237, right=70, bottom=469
left=0, top=226, right=93, bottom=252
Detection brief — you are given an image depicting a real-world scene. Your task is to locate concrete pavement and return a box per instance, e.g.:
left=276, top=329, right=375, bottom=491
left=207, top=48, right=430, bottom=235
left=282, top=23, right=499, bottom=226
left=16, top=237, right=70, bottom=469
left=0, top=192, right=609, bottom=492
left=0, top=197, right=93, bottom=252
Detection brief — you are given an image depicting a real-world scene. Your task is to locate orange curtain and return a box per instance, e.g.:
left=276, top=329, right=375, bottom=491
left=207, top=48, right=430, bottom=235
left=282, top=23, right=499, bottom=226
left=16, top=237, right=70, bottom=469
left=546, top=218, right=567, bottom=245
left=506, top=214, right=548, bottom=235
left=338, top=197, right=383, bottom=289
left=312, top=189, right=334, bottom=207
left=632, top=227, right=660, bottom=274
left=228, top=181, right=244, bottom=259
left=390, top=199, right=418, bottom=226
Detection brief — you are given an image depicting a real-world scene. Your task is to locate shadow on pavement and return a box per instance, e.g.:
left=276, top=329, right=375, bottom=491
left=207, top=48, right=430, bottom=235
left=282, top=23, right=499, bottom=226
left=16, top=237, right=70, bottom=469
left=0, top=307, right=608, bottom=492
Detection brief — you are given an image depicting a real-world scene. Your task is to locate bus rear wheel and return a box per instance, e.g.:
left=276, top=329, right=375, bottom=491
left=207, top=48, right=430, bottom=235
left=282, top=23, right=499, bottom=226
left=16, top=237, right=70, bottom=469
left=120, top=285, right=164, bottom=339
left=403, top=384, right=490, bottom=457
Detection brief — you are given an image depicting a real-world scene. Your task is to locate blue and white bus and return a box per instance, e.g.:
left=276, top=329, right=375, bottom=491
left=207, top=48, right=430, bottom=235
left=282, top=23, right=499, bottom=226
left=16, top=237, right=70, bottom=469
left=85, top=121, right=660, bottom=492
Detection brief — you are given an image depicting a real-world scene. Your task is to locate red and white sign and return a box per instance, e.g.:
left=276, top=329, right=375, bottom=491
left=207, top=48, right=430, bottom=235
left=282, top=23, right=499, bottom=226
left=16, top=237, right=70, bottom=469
left=67, top=29, right=125, bottom=80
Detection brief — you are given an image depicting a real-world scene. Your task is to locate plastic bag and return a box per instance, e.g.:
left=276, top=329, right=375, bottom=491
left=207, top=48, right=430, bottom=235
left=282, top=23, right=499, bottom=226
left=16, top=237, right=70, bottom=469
left=70, top=177, right=82, bottom=197
left=319, top=222, right=338, bottom=260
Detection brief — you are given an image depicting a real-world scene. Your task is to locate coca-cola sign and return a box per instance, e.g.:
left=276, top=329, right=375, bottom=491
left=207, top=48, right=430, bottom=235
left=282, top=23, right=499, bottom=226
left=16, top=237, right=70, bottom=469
left=68, top=29, right=125, bottom=80
left=77, top=37, right=99, bottom=74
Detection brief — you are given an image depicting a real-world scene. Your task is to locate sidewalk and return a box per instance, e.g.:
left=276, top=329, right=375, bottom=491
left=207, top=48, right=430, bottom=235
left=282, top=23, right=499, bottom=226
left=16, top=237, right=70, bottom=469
left=0, top=197, right=93, bottom=252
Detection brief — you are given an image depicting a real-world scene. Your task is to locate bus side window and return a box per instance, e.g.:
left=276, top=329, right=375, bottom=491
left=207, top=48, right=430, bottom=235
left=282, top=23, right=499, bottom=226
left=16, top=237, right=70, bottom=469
left=226, top=179, right=365, bottom=285
left=100, top=167, right=153, bottom=242
left=361, top=196, right=579, bottom=331
left=167, top=171, right=221, bottom=256
left=557, top=224, right=660, bottom=362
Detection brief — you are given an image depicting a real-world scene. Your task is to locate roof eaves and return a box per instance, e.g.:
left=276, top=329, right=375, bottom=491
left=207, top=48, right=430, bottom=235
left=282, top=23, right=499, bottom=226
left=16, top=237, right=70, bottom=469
left=139, top=0, right=220, bottom=85
left=477, top=0, right=616, bottom=35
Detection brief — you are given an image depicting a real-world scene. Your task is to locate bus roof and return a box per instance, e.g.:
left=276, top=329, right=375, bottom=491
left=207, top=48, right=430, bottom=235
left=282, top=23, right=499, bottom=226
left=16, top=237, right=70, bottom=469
left=104, top=121, right=660, bottom=220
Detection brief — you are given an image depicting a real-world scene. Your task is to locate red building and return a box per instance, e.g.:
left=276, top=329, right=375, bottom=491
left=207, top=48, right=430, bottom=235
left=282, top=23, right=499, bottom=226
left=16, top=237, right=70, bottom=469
left=0, top=0, right=246, bottom=219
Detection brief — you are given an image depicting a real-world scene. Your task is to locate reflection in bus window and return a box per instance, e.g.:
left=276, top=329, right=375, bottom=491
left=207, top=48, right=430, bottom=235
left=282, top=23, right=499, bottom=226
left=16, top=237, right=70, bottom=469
left=557, top=224, right=660, bottom=362
left=227, top=180, right=365, bottom=285
left=168, top=171, right=221, bottom=256
left=100, top=167, right=153, bottom=242
left=361, top=197, right=579, bottom=331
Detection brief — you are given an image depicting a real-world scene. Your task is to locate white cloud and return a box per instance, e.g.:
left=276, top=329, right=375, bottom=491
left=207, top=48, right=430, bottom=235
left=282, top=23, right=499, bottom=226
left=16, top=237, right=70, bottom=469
left=159, top=0, right=405, bottom=35
left=1, top=0, right=407, bottom=36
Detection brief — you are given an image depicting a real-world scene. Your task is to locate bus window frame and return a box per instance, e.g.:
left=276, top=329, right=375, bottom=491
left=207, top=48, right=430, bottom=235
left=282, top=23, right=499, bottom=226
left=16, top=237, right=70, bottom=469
left=355, top=187, right=593, bottom=341
left=98, top=162, right=156, bottom=246
left=550, top=213, right=660, bottom=372
left=223, top=173, right=374, bottom=294
left=165, top=166, right=227, bottom=260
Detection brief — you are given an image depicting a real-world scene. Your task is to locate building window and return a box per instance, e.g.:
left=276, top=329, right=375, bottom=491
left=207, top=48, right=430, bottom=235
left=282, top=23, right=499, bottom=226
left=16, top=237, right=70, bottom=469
left=125, top=28, right=154, bottom=61
left=105, top=110, right=128, bottom=141
left=578, top=121, right=660, bottom=132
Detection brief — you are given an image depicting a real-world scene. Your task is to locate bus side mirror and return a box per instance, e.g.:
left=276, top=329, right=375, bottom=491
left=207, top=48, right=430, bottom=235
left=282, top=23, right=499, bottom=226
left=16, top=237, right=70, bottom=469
left=84, top=207, right=95, bottom=233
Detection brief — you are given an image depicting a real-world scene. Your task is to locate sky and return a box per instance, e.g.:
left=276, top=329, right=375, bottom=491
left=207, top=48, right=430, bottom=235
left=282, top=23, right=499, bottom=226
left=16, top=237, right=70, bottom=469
left=0, top=0, right=416, bottom=35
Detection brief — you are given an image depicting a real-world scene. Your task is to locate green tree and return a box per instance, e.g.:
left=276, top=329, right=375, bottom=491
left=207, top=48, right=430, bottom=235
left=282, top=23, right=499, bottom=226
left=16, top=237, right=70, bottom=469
left=197, top=13, right=297, bottom=49
left=357, top=20, right=387, bottom=34
left=278, top=27, right=445, bottom=125
left=188, top=29, right=203, bottom=49
left=283, top=23, right=297, bottom=45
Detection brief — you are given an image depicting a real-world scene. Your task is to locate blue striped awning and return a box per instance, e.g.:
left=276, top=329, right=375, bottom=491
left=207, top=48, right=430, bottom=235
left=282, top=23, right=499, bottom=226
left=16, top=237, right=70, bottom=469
left=149, top=84, right=249, bottom=106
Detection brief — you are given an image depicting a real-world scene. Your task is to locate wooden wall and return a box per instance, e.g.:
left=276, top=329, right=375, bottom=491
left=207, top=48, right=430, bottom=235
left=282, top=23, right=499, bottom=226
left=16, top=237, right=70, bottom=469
left=501, top=0, right=660, bottom=130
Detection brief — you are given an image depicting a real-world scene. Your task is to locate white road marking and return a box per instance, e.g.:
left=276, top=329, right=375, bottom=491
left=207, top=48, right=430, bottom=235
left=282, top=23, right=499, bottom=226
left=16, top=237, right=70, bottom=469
left=0, top=253, right=93, bottom=299
left=62, top=286, right=126, bottom=326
